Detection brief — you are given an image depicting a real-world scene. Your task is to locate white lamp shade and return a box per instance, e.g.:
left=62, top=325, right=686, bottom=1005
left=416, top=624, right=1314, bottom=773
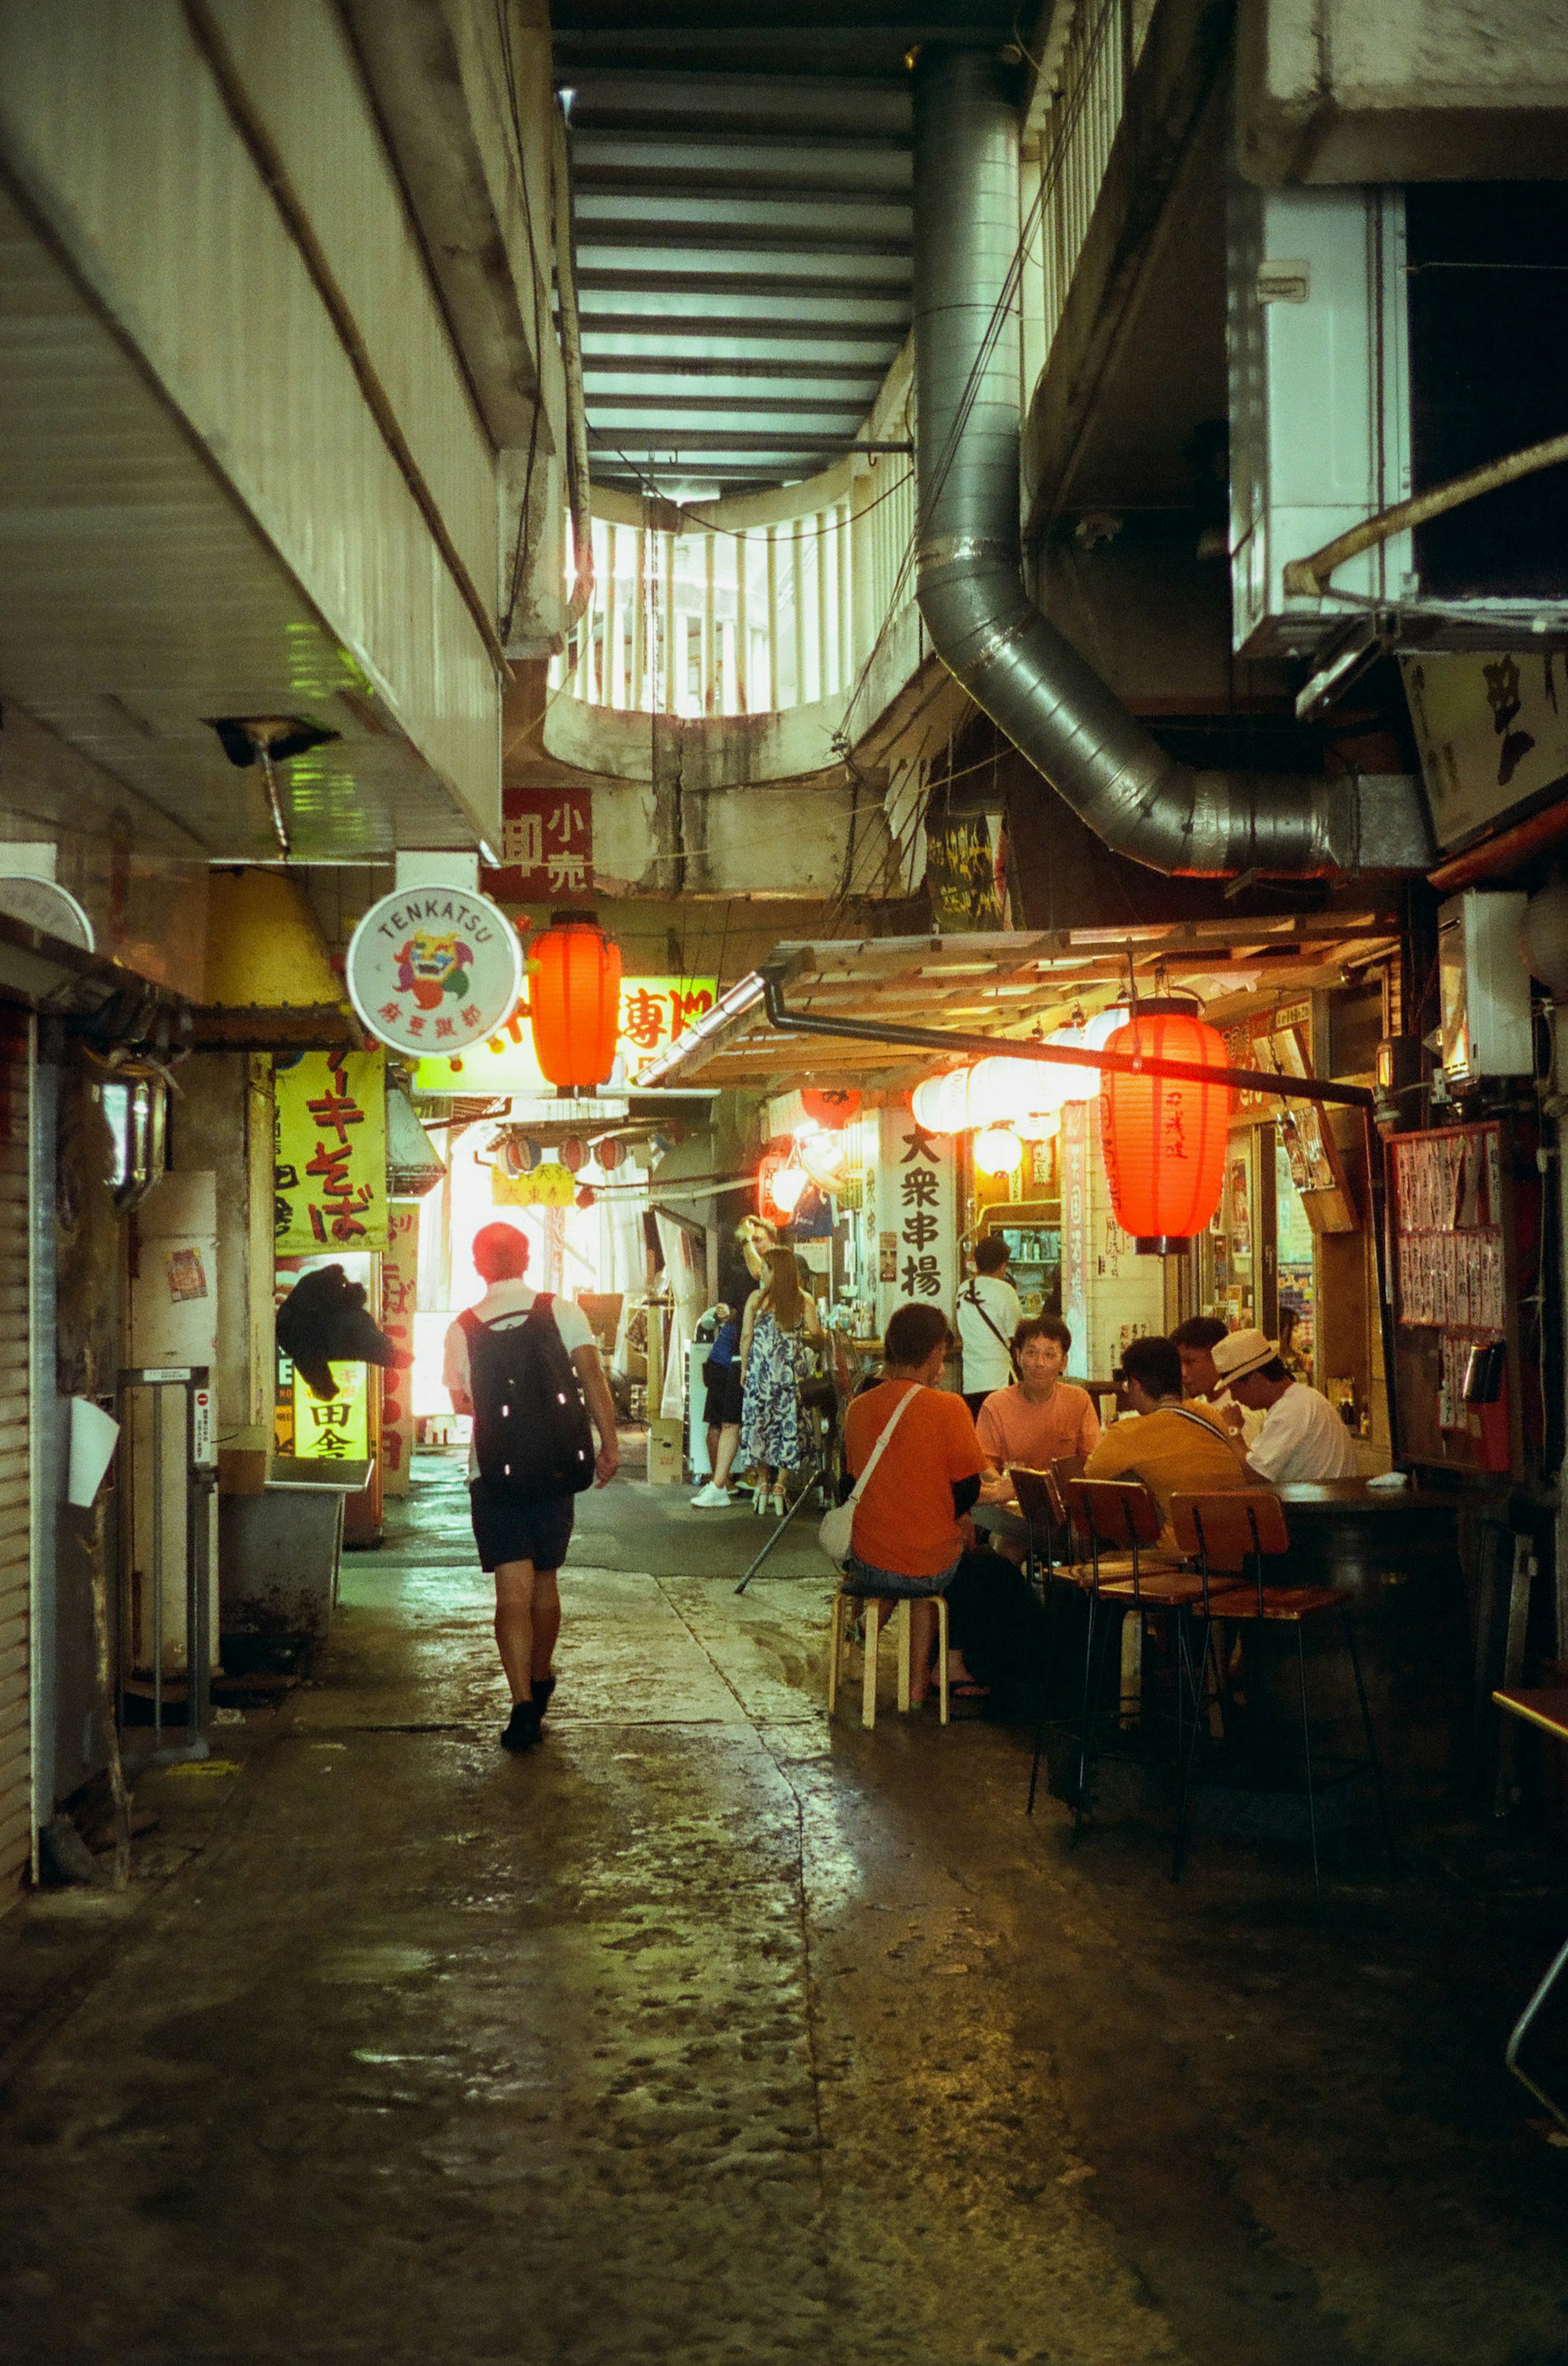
left=968, top=1055, right=1042, bottom=1125
left=936, top=1069, right=974, bottom=1131
left=973, top=1125, right=1024, bottom=1175
left=800, top=1129, right=847, bottom=1191
left=1082, top=1004, right=1131, bottom=1052
left=1016, top=1028, right=1099, bottom=1110
left=910, top=1074, right=951, bottom=1131
left=771, top=1159, right=807, bottom=1213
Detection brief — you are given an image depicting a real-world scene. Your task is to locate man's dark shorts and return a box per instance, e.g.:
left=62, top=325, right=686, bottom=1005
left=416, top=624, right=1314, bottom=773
left=469, top=1479, right=575, bottom=1575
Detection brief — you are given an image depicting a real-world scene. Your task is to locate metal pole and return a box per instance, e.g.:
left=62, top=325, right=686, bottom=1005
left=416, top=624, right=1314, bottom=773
left=151, top=1384, right=163, bottom=1748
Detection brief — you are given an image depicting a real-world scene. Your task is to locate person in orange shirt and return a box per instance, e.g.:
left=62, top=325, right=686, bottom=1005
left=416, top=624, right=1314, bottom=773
left=842, top=1302, right=987, bottom=1706
left=1081, top=1334, right=1246, bottom=1545
left=973, top=1315, right=1100, bottom=1556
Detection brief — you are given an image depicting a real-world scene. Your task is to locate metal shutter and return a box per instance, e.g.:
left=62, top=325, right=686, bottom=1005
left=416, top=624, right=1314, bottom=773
left=0, top=1010, right=30, bottom=1896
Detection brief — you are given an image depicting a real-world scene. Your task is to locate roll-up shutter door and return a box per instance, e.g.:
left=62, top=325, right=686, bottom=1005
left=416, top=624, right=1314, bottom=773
left=0, top=1009, right=30, bottom=1896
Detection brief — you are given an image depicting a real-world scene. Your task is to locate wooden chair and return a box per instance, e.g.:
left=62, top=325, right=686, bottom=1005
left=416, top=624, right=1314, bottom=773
left=827, top=1587, right=949, bottom=1729
left=1167, top=1491, right=1396, bottom=1899
left=1046, top=1478, right=1243, bottom=1845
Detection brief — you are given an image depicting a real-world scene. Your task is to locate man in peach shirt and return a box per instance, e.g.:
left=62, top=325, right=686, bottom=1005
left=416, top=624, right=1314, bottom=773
left=973, top=1316, right=1101, bottom=1557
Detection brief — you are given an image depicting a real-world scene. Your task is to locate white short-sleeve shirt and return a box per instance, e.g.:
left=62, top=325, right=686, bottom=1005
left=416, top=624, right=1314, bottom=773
left=956, top=1273, right=1024, bottom=1394
left=1247, top=1380, right=1357, bottom=1485
left=443, top=1281, right=597, bottom=1478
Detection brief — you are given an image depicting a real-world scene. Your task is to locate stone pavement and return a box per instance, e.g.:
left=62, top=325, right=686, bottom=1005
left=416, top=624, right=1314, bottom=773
left=0, top=1454, right=1566, bottom=2364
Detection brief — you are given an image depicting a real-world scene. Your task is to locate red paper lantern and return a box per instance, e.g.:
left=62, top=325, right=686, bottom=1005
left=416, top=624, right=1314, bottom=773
left=575, top=1185, right=596, bottom=1209
left=802, top=1085, right=860, bottom=1127
left=528, top=914, right=622, bottom=1090
left=1098, top=1002, right=1232, bottom=1253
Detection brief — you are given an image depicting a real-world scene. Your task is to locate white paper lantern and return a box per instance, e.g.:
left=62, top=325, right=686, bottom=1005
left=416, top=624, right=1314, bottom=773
left=973, top=1125, right=1024, bottom=1176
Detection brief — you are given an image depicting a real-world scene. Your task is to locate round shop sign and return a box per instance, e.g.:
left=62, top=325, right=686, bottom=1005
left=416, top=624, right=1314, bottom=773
left=345, top=882, right=523, bottom=1057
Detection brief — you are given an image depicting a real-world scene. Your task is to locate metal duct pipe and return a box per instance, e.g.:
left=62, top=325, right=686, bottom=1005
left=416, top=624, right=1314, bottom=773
left=911, top=48, right=1433, bottom=878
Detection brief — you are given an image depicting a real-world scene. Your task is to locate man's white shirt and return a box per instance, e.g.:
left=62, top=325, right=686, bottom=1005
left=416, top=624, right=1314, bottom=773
left=1247, top=1380, right=1357, bottom=1485
left=955, top=1272, right=1023, bottom=1394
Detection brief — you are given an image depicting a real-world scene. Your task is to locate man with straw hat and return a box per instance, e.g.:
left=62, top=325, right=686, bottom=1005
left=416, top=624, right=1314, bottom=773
left=1210, top=1328, right=1356, bottom=1486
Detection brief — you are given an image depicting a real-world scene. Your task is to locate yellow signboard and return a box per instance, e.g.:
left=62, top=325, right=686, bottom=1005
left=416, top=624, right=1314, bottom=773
left=492, top=1161, right=575, bottom=1207
left=292, top=1359, right=369, bottom=1463
left=414, top=976, right=717, bottom=1093
left=275, top=1050, right=389, bottom=1254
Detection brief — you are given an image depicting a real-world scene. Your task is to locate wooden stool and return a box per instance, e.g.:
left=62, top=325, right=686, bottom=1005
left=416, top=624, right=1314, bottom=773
left=827, top=1588, right=950, bottom=1728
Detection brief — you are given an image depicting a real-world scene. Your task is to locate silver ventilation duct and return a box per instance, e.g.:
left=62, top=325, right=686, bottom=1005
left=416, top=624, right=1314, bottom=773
left=911, top=49, right=1434, bottom=878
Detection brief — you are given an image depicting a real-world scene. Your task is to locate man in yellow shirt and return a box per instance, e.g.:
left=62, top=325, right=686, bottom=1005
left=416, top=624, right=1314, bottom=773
left=1082, top=1335, right=1247, bottom=1544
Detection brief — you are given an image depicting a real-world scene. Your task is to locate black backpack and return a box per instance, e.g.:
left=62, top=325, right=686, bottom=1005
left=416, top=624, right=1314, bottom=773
left=458, top=1294, right=596, bottom=1498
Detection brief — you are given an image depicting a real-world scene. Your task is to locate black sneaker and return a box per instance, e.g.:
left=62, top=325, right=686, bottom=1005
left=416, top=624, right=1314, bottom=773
left=531, top=1674, right=557, bottom=1718
left=500, top=1700, right=541, bottom=1752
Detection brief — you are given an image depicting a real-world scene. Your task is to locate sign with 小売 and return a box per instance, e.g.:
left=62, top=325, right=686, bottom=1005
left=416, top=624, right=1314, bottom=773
left=345, top=883, right=523, bottom=1057
left=483, top=786, right=594, bottom=899
left=275, top=1050, right=389, bottom=1254
left=412, top=976, right=718, bottom=1092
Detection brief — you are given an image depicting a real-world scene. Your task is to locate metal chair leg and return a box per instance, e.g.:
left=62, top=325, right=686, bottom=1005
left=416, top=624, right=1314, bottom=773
left=1073, top=1595, right=1100, bottom=1841
left=1506, top=1926, right=1568, bottom=2133
left=1172, top=1613, right=1209, bottom=1884
left=1295, top=1621, right=1322, bottom=1904
left=1342, top=1608, right=1397, bottom=1882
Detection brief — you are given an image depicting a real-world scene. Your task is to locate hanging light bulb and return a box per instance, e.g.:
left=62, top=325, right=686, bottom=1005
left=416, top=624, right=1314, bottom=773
left=972, top=1125, right=1024, bottom=1176
left=770, top=1149, right=808, bottom=1214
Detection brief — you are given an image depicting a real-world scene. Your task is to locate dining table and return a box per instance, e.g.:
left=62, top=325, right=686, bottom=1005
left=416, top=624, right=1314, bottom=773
left=1492, top=1686, right=1568, bottom=2130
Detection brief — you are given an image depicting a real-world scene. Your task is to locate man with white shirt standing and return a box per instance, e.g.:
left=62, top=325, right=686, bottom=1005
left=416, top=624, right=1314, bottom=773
left=444, top=1222, right=619, bottom=1753
left=956, top=1233, right=1023, bottom=1417
left=1211, top=1328, right=1356, bottom=1485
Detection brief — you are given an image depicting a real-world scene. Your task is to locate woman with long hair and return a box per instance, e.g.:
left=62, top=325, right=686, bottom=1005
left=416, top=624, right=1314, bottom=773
left=738, top=1243, right=823, bottom=1516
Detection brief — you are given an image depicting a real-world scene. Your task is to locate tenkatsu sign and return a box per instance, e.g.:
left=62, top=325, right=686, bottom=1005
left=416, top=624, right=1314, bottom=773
left=345, top=883, right=523, bottom=1057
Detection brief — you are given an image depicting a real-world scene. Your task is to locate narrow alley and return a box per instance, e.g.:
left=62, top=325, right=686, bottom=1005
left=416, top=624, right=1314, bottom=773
left=1, top=1461, right=1564, bottom=2366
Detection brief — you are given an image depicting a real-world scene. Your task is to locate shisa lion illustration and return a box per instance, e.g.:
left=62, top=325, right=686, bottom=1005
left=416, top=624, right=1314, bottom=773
left=394, top=928, right=476, bottom=1009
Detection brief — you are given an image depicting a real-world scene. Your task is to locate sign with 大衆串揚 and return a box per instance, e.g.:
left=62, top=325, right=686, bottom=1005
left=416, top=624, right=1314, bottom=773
left=874, top=1106, right=957, bottom=1338
left=345, top=882, right=523, bottom=1057
left=275, top=1050, right=389, bottom=1253
left=413, top=975, right=717, bottom=1093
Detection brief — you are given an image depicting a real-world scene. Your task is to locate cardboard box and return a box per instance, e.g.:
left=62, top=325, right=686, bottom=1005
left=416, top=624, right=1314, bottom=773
left=647, top=1418, right=683, bottom=1486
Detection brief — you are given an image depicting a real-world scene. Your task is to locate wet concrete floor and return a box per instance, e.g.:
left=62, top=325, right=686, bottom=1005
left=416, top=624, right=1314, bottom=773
left=1, top=1453, right=1567, bottom=2364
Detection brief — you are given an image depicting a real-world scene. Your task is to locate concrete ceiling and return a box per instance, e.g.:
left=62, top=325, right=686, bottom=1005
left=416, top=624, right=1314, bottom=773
left=552, top=4, right=1021, bottom=497
left=0, top=180, right=479, bottom=861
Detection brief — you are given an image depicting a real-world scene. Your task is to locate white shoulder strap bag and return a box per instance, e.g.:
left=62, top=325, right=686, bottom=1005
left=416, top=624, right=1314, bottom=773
left=819, top=1385, right=919, bottom=1567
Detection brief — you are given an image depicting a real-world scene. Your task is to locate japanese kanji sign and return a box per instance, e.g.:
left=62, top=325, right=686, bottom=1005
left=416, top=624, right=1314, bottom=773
left=483, top=786, right=594, bottom=900
left=275, top=1050, right=389, bottom=1254
left=874, top=1106, right=957, bottom=1338
left=412, top=975, right=717, bottom=1092
left=345, top=883, right=523, bottom=1057
left=292, top=1354, right=369, bottom=1464
left=379, top=1204, right=419, bottom=1498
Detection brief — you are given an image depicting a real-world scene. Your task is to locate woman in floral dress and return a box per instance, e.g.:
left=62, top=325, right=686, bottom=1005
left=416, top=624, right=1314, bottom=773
left=739, top=1246, right=823, bottom=1516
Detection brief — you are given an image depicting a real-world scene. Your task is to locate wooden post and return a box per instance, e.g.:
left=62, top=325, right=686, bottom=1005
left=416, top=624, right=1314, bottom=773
left=702, top=533, right=717, bottom=715
left=735, top=531, right=749, bottom=714
left=632, top=522, right=647, bottom=711
left=765, top=525, right=778, bottom=710
left=605, top=521, right=620, bottom=708
left=791, top=517, right=806, bottom=707
left=662, top=530, right=677, bottom=712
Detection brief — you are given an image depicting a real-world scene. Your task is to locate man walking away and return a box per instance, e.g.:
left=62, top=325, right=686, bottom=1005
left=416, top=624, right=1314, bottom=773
left=444, top=1222, right=618, bottom=1752
left=956, top=1233, right=1022, bottom=1418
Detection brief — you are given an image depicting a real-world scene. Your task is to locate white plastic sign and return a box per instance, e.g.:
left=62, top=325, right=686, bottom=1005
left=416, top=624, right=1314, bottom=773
left=345, top=883, right=523, bottom=1058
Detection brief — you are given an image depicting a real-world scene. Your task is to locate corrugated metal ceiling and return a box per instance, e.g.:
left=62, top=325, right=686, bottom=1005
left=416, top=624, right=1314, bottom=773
left=552, top=6, right=1021, bottom=497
